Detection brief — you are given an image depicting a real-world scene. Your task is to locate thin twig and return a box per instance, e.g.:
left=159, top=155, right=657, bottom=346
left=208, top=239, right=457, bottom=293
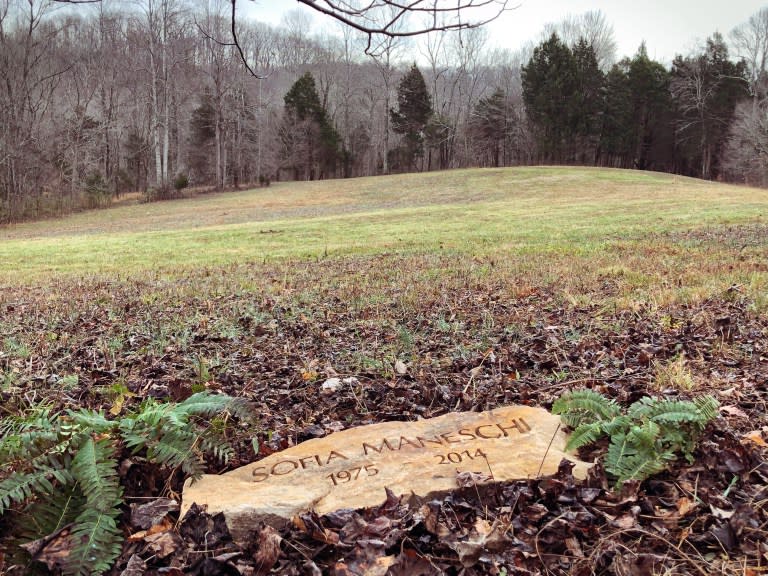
left=536, top=422, right=561, bottom=478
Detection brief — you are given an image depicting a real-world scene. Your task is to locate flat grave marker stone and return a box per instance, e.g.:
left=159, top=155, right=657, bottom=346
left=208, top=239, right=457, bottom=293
left=181, top=405, right=591, bottom=541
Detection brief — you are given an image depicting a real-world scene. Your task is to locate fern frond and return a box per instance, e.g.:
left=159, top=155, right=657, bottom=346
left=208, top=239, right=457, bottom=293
left=66, top=437, right=123, bottom=575
left=606, top=428, right=676, bottom=486
left=175, top=392, right=252, bottom=420
left=71, top=437, right=122, bottom=513
left=553, top=389, right=719, bottom=489
left=66, top=507, right=123, bottom=576
left=117, top=416, right=154, bottom=452
left=147, top=428, right=205, bottom=478
left=693, top=395, right=719, bottom=421
left=67, top=409, right=115, bottom=434
left=628, top=397, right=700, bottom=423
left=606, top=431, right=636, bottom=467
left=119, top=392, right=248, bottom=477
left=19, top=481, right=83, bottom=542
left=626, top=421, right=661, bottom=452
left=129, top=399, right=167, bottom=426
left=2, top=436, right=76, bottom=480
left=1, top=429, right=61, bottom=464
left=552, top=389, right=621, bottom=427
left=565, top=422, right=606, bottom=451
left=0, top=468, right=56, bottom=513
left=6, top=405, right=56, bottom=433
left=601, top=415, right=631, bottom=435
left=607, top=450, right=674, bottom=486
left=198, top=429, right=234, bottom=464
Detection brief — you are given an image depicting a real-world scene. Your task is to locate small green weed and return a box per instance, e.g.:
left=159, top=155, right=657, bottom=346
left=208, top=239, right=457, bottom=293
left=653, top=355, right=695, bottom=391
left=0, top=370, right=17, bottom=392
left=3, top=337, right=30, bottom=360
left=396, top=324, right=415, bottom=354
left=192, top=355, right=212, bottom=385
left=59, top=374, right=80, bottom=390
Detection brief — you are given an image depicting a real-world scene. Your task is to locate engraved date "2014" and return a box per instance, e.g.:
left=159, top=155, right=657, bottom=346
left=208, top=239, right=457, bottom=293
left=435, top=448, right=487, bottom=464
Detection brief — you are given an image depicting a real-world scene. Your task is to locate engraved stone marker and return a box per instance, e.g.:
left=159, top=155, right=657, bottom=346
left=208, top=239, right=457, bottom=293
left=181, top=405, right=591, bottom=541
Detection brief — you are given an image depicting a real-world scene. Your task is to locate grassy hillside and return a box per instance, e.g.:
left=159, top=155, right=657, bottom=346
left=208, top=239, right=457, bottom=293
left=1, top=167, right=766, bottom=306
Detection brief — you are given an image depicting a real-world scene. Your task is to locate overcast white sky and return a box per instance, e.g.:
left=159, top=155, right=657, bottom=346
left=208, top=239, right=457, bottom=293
left=246, top=0, right=765, bottom=64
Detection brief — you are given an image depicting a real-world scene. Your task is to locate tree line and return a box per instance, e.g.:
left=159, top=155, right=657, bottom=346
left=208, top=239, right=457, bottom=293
left=1, top=1, right=766, bottom=224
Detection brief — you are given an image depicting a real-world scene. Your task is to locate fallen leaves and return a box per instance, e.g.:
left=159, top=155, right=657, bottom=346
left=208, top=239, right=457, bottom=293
left=2, top=270, right=768, bottom=574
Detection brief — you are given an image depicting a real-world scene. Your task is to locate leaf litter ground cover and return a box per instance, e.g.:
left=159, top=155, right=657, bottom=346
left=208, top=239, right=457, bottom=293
left=1, top=253, right=767, bottom=575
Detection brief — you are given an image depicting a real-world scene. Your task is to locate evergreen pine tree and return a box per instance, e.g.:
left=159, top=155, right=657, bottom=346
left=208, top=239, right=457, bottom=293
left=523, top=34, right=606, bottom=164
left=390, top=64, right=433, bottom=170
left=189, top=93, right=216, bottom=184
left=571, top=38, right=604, bottom=163
left=626, top=44, right=673, bottom=171
left=600, top=63, right=634, bottom=166
left=469, top=88, right=513, bottom=167
left=281, top=72, right=343, bottom=180
left=522, top=33, right=578, bottom=162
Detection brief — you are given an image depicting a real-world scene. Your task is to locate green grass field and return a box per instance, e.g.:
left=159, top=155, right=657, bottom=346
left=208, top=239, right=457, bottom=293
left=1, top=166, right=766, bottom=310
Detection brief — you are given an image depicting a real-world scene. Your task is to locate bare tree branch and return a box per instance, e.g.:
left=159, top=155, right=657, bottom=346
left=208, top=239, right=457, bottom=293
left=55, top=0, right=513, bottom=77
left=194, top=3, right=269, bottom=79
left=296, top=0, right=513, bottom=40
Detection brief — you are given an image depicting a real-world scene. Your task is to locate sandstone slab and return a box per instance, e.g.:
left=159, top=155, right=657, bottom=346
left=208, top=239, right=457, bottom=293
left=181, top=405, right=590, bottom=541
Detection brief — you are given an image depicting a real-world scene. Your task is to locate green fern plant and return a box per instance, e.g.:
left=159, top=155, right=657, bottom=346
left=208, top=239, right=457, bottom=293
left=0, top=392, right=251, bottom=576
left=552, top=390, right=718, bottom=487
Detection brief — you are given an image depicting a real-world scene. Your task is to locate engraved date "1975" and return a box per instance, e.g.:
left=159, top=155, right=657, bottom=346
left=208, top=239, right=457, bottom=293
left=326, top=464, right=379, bottom=486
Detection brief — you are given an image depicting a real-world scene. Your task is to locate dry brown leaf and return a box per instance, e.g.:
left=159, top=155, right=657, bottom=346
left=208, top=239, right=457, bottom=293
left=456, top=470, right=493, bottom=487
left=119, top=554, right=147, bottom=576
left=742, top=430, right=768, bottom=447
left=710, top=505, right=735, bottom=520
left=676, top=496, right=698, bottom=516
left=564, top=536, right=584, bottom=558
left=109, top=395, right=125, bottom=415
left=449, top=519, right=511, bottom=566
left=611, top=513, right=638, bottom=529
left=720, top=405, right=748, bottom=418
left=131, top=498, right=179, bottom=529
left=144, top=531, right=182, bottom=559
left=20, top=526, right=72, bottom=572
left=678, top=526, right=691, bottom=547
left=253, top=525, right=282, bottom=576
left=302, top=370, right=318, bottom=381
left=294, top=513, right=340, bottom=545
left=336, top=555, right=396, bottom=576
left=127, top=529, right=147, bottom=543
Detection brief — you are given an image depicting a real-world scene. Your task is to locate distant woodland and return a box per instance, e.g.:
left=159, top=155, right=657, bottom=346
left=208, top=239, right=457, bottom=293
left=1, top=1, right=767, bottom=223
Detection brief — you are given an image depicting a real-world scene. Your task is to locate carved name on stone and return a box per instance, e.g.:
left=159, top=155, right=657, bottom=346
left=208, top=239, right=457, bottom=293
left=181, top=405, right=591, bottom=541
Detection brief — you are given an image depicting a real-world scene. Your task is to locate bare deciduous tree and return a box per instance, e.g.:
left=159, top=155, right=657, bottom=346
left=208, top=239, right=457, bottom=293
left=0, top=0, right=70, bottom=221
left=542, top=10, right=617, bottom=71
left=722, top=99, right=768, bottom=185
left=730, top=6, right=768, bottom=100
